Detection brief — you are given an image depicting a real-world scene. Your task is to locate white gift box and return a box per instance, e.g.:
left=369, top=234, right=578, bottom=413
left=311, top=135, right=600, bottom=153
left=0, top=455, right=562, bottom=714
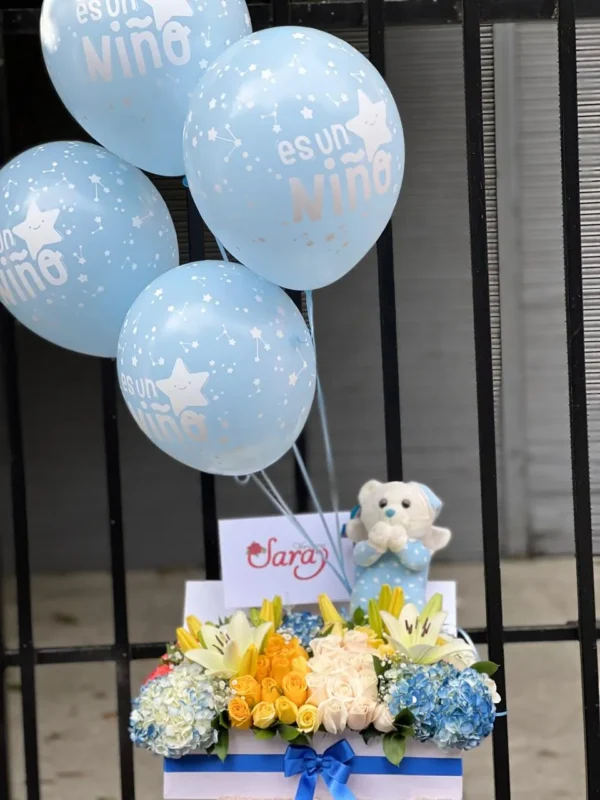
left=163, top=579, right=462, bottom=800
left=163, top=731, right=462, bottom=800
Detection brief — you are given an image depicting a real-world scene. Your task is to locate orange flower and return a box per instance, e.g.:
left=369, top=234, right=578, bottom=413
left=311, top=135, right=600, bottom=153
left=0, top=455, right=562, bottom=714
left=230, top=675, right=261, bottom=709
left=228, top=697, right=252, bottom=730
left=282, top=671, right=308, bottom=706
left=261, top=677, right=281, bottom=704
left=255, top=655, right=271, bottom=683
left=265, top=634, right=286, bottom=657
left=270, top=654, right=291, bottom=687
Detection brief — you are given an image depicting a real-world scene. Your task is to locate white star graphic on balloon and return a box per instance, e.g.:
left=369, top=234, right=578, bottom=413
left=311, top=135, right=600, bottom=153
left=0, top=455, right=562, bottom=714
left=12, top=200, right=63, bottom=260
left=300, top=106, right=313, bottom=119
left=261, top=69, right=273, bottom=80
left=345, top=90, right=392, bottom=162
left=142, top=0, right=193, bottom=30
left=155, top=358, right=210, bottom=416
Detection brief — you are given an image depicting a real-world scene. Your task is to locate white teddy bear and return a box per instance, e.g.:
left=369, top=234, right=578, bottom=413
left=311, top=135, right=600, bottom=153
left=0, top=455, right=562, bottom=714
left=345, top=479, right=451, bottom=611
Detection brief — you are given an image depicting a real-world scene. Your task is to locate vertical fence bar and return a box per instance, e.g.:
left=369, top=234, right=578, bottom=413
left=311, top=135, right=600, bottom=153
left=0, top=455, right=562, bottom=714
left=367, top=0, right=403, bottom=481
left=100, top=361, right=135, bottom=800
left=0, top=17, right=11, bottom=800
left=556, top=1, right=600, bottom=795
left=0, top=322, right=40, bottom=800
left=0, top=14, right=40, bottom=800
left=462, top=1, right=511, bottom=797
left=187, top=194, right=221, bottom=578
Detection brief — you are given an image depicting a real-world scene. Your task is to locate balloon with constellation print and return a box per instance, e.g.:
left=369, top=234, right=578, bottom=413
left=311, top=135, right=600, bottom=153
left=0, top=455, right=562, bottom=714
left=0, top=141, right=178, bottom=356
left=183, top=26, right=404, bottom=291
left=40, top=0, right=252, bottom=176
left=117, top=260, right=316, bottom=475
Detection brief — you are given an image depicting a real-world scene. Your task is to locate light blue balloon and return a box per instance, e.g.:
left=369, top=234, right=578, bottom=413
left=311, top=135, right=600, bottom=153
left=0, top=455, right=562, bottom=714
left=117, top=260, right=316, bottom=475
left=40, top=0, right=252, bottom=176
left=184, top=26, right=404, bottom=290
left=0, top=141, right=178, bottom=356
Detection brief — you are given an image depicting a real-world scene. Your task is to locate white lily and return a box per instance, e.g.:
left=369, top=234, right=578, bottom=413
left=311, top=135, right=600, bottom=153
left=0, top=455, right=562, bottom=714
left=380, top=600, right=473, bottom=666
left=185, top=611, right=272, bottom=677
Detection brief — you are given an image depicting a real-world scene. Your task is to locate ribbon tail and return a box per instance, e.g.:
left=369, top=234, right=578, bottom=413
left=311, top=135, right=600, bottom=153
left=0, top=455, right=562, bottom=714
left=295, top=770, right=318, bottom=800
left=324, top=776, right=356, bottom=800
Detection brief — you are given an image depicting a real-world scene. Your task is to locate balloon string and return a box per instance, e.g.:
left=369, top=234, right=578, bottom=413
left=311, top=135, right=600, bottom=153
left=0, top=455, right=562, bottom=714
left=215, top=237, right=229, bottom=263
left=305, top=290, right=342, bottom=555
left=252, top=472, right=352, bottom=593
left=292, top=443, right=346, bottom=571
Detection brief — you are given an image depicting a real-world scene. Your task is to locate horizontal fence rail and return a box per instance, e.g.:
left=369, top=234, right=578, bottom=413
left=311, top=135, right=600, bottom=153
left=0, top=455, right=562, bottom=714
left=1, top=1, right=599, bottom=800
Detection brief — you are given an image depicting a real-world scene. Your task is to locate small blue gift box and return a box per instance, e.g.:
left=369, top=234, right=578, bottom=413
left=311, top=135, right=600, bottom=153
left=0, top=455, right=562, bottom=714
left=163, top=732, right=462, bottom=800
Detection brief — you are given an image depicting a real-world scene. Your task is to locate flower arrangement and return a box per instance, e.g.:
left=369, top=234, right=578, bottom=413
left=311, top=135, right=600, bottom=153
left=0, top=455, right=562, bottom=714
left=130, top=588, right=500, bottom=768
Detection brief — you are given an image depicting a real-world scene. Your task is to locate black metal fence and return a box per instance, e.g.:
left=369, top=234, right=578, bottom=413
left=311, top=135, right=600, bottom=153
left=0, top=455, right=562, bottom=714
left=0, top=1, right=599, bottom=799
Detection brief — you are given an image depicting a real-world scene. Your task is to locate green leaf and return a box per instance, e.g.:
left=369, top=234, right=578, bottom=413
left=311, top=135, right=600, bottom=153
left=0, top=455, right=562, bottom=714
left=394, top=725, right=414, bottom=739
left=253, top=728, right=277, bottom=740
left=352, top=607, right=366, bottom=626
left=394, top=708, right=415, bottom=728
left=213, top=728, right=229, bottom=762
left=294, top=734, right=311, bottom=747
left=372, top=654, right=386, bottom=679
left=278, top=724, right=301, bottom=742
left=360, top=725, right=382, bottom=745
left=382, top=733, right=406, bottom=767
left=471, top=661, right=499, bottom=677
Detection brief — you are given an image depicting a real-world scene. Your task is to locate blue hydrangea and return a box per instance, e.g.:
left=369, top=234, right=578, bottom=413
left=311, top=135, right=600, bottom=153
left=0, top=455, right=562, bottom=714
left=279, top=611, right=323, bottom=650
left=129, top=662, right=231, bottom=758
left=384, top=662, right=451, bottom=741
left=382, top=663, right=496, bottom=751
left=433, top=667, right=496, bottom=751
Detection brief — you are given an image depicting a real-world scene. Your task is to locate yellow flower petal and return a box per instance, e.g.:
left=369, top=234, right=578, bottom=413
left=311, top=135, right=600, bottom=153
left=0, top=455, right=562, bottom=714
left=378, top=585, right=392, bottom=613
left=238, top=644, right=258, bottom=678
left=176, top=627, right=197, bottom=653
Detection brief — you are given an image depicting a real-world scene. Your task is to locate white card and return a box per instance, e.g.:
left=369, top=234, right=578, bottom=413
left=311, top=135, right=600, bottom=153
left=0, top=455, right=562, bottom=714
left=219, top=510, right=355, bottom=608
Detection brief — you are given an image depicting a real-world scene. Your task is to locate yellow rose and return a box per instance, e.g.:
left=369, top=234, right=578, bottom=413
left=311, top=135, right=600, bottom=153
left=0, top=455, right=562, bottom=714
left=228, top=697, right=252, bottom=730
left=252, top=701, right=277, bottom=729
left=275, top=695, right=298, bottom=725
left=255, top=655, right=271, bottom=683
left=265, top=634, right=286, bottom=657
left=297, top=704, right=319, bottom=734
left=282, top=671, right=308, bottom=707
left=261, top=677, right=281, bottom=704
left=270, top=655, right=291, bottom=687
left=292, top=657, right=310, bottom=676
left=230, top=675, right=262, bottom=709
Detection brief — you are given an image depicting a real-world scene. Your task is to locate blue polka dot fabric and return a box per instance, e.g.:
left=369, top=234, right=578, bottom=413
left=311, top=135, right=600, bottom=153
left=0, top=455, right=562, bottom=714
left=350, top=540, right=432, bottom=612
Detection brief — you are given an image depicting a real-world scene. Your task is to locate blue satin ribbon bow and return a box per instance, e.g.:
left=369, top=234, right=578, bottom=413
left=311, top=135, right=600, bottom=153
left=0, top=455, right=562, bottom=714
left=284, top=740, right=357, bottom=800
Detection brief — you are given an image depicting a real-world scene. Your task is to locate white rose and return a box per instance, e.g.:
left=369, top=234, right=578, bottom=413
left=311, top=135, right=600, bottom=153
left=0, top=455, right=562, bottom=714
left=373, top=704, right=395, bottom=733
left=326, top=671, right=361, bottom=707
left=347, top=697, right=377, bottom=731
left=310, top=635, right=342, bottom=656
left=343, top=630, right=371, bottom=652
left=348, top=652, right=376, bottom=672
left=308, top=655, right=337, bottom=675
left=318, top=697, right=348, bottom=734
left=306, top=672, right=328, bottom=706
left=357, top=670, right=378, bottom=701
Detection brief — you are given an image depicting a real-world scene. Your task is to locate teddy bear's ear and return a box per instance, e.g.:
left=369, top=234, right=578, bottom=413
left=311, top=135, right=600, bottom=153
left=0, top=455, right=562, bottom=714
left=422, top=525, right=451, bottom=553
left=414, top=483, right=443, bottom=519
left=358, top=479, right=382, bottom=505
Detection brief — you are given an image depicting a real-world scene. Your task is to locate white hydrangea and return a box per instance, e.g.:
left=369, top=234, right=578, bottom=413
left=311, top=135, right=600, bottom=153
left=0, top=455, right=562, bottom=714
left=130, top=662, right=231, bottom=758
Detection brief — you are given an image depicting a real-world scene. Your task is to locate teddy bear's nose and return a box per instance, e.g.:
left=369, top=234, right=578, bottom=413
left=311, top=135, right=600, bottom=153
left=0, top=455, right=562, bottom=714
left=385, top=508, right=396, bottom=518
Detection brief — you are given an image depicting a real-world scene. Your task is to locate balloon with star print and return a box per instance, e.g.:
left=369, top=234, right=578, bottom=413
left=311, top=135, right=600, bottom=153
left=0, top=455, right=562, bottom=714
left=183, top=26, right=405, bottom=290
left=40, top=0, right=252, bottom=176
left=0, top=141, right=178, bottom=356
left=117, top=260, right=316, bottom=475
